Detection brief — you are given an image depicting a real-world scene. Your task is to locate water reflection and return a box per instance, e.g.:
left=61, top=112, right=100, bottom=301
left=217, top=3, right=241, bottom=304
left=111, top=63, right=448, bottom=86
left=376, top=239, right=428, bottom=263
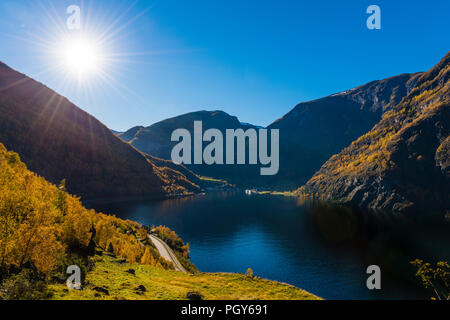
left=88, top=192, right=450, bottom=300
left=308, top=202, right=450, bottom=292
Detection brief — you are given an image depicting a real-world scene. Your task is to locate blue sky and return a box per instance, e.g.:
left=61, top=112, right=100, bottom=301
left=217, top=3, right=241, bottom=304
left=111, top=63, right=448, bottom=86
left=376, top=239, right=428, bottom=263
left=0, top=0, right=448, bottom=131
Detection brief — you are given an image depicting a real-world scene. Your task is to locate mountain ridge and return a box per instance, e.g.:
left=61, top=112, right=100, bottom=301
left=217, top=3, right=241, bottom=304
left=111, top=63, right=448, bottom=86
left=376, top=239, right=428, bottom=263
left=264, top=72, right=423, bottom=188
left=120, top=73, right=425, bottom=188
left=300, top=52, right=450, bottom=215
left=119, top=110, right=261, bottom=182
left=0, top=62, right=199, bottom=200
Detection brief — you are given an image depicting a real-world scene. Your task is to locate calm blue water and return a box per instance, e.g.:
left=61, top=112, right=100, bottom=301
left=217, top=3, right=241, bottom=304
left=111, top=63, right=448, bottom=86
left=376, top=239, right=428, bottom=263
left=89, top=191, right=450, bottom=300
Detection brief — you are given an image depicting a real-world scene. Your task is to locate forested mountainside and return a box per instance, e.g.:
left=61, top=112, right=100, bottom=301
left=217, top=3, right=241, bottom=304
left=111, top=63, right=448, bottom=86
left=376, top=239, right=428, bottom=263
left=267, top=72, right=422, bottom=188
left=0, top=62, right=199, bottom=199
left=0, top=142, right=184, bottom=278
left=300, top=52, right=450, bottom=216
left=0, top=143, right=317, bottom=300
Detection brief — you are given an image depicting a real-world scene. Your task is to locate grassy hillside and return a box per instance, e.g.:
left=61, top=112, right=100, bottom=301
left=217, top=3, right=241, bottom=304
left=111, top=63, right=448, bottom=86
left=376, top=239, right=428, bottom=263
left=0, top=62, right=199, bottom=199
left=0, top=143, right=317, bottom=300
left=300, top=52, right=450, bottom=215
left=49, top=254, right=319, bottom=300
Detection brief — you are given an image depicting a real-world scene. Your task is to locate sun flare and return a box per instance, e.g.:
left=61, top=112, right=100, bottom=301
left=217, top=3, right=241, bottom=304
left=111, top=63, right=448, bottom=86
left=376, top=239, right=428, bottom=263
left=60, top=37, right=102, bottom=77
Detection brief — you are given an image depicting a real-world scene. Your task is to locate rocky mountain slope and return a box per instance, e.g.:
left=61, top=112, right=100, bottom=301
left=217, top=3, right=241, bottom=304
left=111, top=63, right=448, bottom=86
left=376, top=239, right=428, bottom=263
left=121, top=74, right=420, bottom=188
left=0, top=62, right=199, bottom=199
left=300, top=52, right=450, bottom=216
left=120, top=73, right=422, bottom=188
left=267, top=72, right=422, bottom=188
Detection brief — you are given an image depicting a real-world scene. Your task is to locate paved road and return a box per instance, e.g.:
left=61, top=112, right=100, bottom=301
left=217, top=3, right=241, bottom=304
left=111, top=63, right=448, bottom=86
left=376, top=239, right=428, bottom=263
left=148, top=234, right=189, bottom=273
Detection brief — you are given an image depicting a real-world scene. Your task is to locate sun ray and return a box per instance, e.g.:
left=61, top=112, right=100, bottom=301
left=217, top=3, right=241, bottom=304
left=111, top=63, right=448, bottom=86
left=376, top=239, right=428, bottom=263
left=99, top=5, right=153, bottom=45
left=36, top=0, right=67, bottom=38
left=96, top=0, right=139, bottom=42
left=1, top=0, right=191, bottom=129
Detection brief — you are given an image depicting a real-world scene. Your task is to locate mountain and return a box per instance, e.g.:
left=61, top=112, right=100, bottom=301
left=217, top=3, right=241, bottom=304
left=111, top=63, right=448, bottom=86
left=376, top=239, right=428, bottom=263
left=267, top=72, right=422, bottom=188
left=117, top=125, right=143, bottom=142
left=0, top=62, right=199, bottom=199
left=119, top=110, right=261, bottom=182
left=144, top=154, right=229, bottom=189
left=119, top=110, right=257, bottom=156
left=120, top=74, right=422, bottom=188
left=110, top=129, right=123, bottom=135
left=300, top=52, right=450, bottom=216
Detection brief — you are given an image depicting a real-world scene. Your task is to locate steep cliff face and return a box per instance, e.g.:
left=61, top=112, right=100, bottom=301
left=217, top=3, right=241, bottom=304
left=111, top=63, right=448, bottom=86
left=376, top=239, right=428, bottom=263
left=301, top=53, right=450, bottom=216
left=267, top=72, right=422, bottom=188
left=0, top=62, right=199, bottom=199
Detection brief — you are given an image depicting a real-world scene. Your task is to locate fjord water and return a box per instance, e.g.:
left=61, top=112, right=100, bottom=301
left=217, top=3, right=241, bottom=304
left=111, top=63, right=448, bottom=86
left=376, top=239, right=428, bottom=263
left=89, top=191, right=450, bottom=300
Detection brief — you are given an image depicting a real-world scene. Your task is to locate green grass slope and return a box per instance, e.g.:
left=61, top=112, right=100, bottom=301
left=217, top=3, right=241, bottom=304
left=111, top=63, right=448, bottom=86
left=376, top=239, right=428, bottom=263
left=50, top=254, right=319, bottom=300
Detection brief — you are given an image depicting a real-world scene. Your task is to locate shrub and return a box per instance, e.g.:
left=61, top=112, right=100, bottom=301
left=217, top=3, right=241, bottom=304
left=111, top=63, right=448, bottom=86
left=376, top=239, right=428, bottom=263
left=186, top=291, right=203, bottom=300
left=0, top=270, right=52, bottom=300
left=410, top=259, right=449, bottom=300
left=53, top=254, right=88, bottom=284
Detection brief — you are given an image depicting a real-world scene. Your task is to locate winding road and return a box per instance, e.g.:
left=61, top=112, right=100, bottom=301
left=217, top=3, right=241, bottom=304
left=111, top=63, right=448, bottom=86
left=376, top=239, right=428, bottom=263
left=148, top=234, right=189, bottom=273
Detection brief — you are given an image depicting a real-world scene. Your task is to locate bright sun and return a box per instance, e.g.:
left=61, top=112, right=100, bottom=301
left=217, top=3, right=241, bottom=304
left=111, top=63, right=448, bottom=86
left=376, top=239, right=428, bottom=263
left=60, top=37, right=102, bottom=77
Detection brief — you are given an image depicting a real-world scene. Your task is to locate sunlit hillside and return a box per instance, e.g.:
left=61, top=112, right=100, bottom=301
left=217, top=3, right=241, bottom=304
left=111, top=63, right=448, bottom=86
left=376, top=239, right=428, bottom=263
left=301, top=52, right=450, bottom=215
left=0, top=143, right=317, bottom=300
